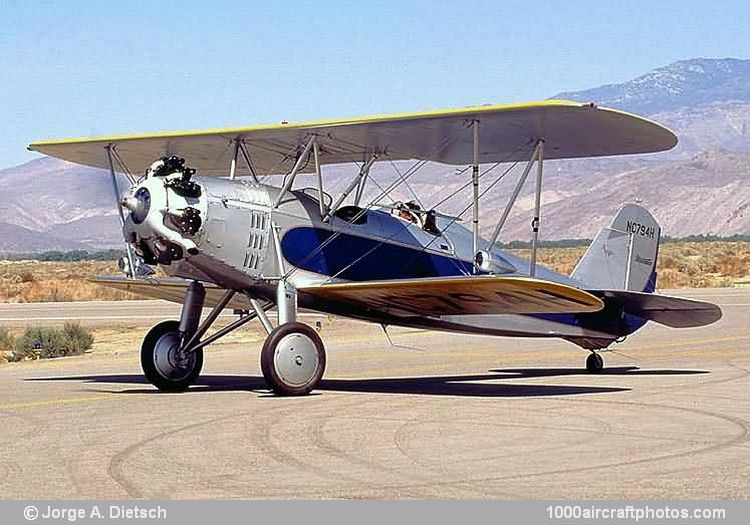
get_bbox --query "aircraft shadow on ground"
[26,366,709,398]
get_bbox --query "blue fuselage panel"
[281,226,646,340]
[281,227,473,281]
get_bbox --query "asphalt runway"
[0,288,748,499]
[0,300,322,327]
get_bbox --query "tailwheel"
[261,321,326,396]
[141,320,203,392]
[586,351,604,374]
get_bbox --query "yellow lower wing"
[301,276,603,317]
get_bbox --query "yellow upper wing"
[29,100,676,177]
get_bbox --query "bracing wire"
[389,159,425,209]
[282,136,458,281]
[330,157,522,282]
[323,142,533,282]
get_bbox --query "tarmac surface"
[0,300,321,327]
[0,288,748,499]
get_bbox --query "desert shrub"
[12,327,66,361]
[62,322,94,355]
[10,324,94,361]
[18,271,36,283]
[0,328,14,362]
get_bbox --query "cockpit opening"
[390,201,441,236]
[333,205,368,225]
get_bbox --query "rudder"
[571,203,660,292]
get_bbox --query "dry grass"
[0,260,141,302]
[510,241,750,289]
[0,240,747,303]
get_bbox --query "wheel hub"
[153,331,196,381]
[274,333,320,387]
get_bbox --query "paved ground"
[0,288,748,499]
[0,300,321,327]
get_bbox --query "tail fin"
[571,203,660,292]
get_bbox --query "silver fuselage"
[122,175,624,345]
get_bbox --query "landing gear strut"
[586,351,604,374]
[259,279,326,395]
[141,281,206,392]
[139,279,326,395]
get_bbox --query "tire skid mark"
[306,397,489,498]
[0,408,47,489]
[97,393,750,498]
[386,412,714,467]
[472,398,749,483]
[106,396,290,498]
[270,396,518,499]
[248,398,354,481]
[369,397,749,495]
[247,396,438,496]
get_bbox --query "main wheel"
[260,322,326,396]
[141,320,203,392]
[586,352,604,374]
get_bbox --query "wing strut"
[324,154,378,221]
[238,140,260,183]
[273,135,316,208]
[105,144,136,279]
[487,141,541,249]
[530,139,545,277]
[484,139,546,277]
[471,120,480,269]
[312,138,325,219]
[228,138,240,180]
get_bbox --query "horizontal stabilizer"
[301,276,603,317]
[591,289,722,328]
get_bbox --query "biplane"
[28,100,722,395]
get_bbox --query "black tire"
[141,320,203,392]
[586,352,604,374]
[260,322,326,396]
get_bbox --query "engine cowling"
[121,157,208,265]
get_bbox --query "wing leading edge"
[29,100,677,176]
[90,276,251,310]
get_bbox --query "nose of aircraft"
[121,187,151,223]
[122,157,206,265]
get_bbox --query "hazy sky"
[2,0,749,168]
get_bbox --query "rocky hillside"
[556,58,750,115]
[498,150,750,240]
[1,58,749,251]
[0,157,124,252]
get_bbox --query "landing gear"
[138,278,327,396]
[141,320,204,392]
[260,322,326,396]
[586,351,604,374]
[141,280,206,392]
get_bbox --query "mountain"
[556,58,750,158]
[555,58,750,115]
[0,57,748,251]
[498,150,750,240]
[0,222,92,252]
[0,157,124,252]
